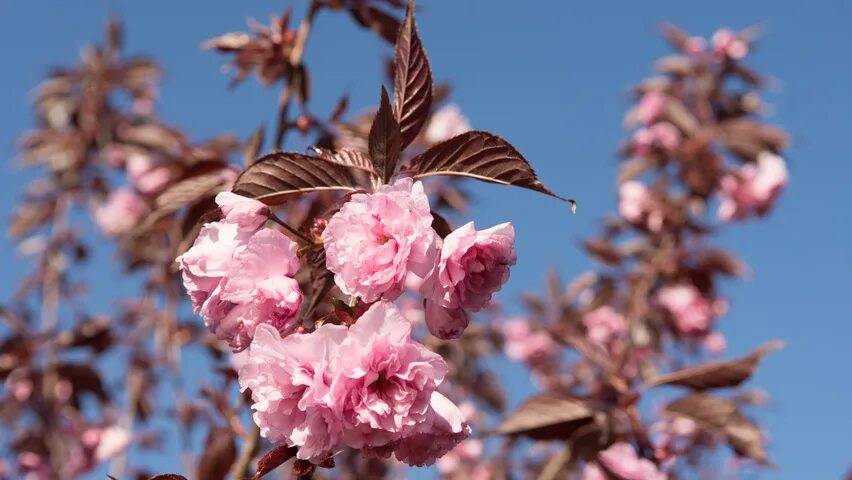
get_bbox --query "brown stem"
[108,364,144,478]
[40,196,69,479]
[274,0,321,150]
[229,423,262,480]
[270,213,314,245]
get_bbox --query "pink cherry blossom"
[389,391,471,467]
[633,122,681,156]
[583,306,627,347]
[683,36,707,55]
[240,322,349,462]
[718,151,788,222]
[592,442,666,480]
[95,189,147,237]
[712,28,748,60]
[423,301,469,340]
[619,181,664,232]
[126,152,172,195]
[332,301,448,451]
[93,426,131,462]
[178,221,248,312]
[502,318,559,365]
[703,331,727,353]
[178,220,302,351]
[216,191,269,231]
[215,229,303,350]
[637,92,666,125]
[424,104,471,145]
[424,222,515,311]
[656,283,727,335]
[322,178,439,302]
[436,439,484,474]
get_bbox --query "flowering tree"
[2,2,789,479]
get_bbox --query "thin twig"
[269,213,314,245]
[229,423,262,480]
[274,0,321,150]
[108,364,144,478]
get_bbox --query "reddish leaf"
[154,173,227,211]
[410,131,574,206]
[147,475,188,480]
[496,393,593,440]
[310,146,375,174]
[583,238,623,266]
[368,87,401,183]
[393,0,432,149]
[197,427,236,480]
[348,4,401,45]
[430,210,453,238]
[644,341,782,391]
[232,152,358,204]
[252,444,298,479]
[243,125,266,166]
[665,393,770,464]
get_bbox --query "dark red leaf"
[430,210,452,238]
[410,131,574,207]
[309,146,375,174]
[644,341,782,390]
[243,125,266,166]
[368,87,402,183]
[147,475,188,480]
[583,238,623,266]
[665,393,771,464]
[348,4,401,45]
[232,152,358,205]
[252,444,298,479]
[197,427,236,480]
[393,0,432,149]
[496,393,594,440]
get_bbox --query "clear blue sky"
[1,1,850,478]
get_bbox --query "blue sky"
[1,1,850,478]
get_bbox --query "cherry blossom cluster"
[179,175,517,465]
[322,177,516,340]
[178,192,302,352]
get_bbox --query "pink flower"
[633,122,681,156]
[424,104,471,145]
[240,322,349,462]
[424,222,515,311]
[95,189,146,237]
[389,391,472,467]
[703,332,727,353]
[215,229,303,351]
[93,426,131,462]
[421,222,515,339]
[718,151,788,222]
[423,301,469,340]
[618,181,664,232]
[712,28,748,60]
[637,92,666,125]
[583,306,627,347]
[178,220,302,351]
[216,192,269,231]
[322,178,439,303]
[683,36,707,55]
[656,284,727,335]
[436,439,484,474]
[594,442,666,480]
[502,318,559,365]
[126,153,172,195]
[332,302,448,451]
[668,417,697,438]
